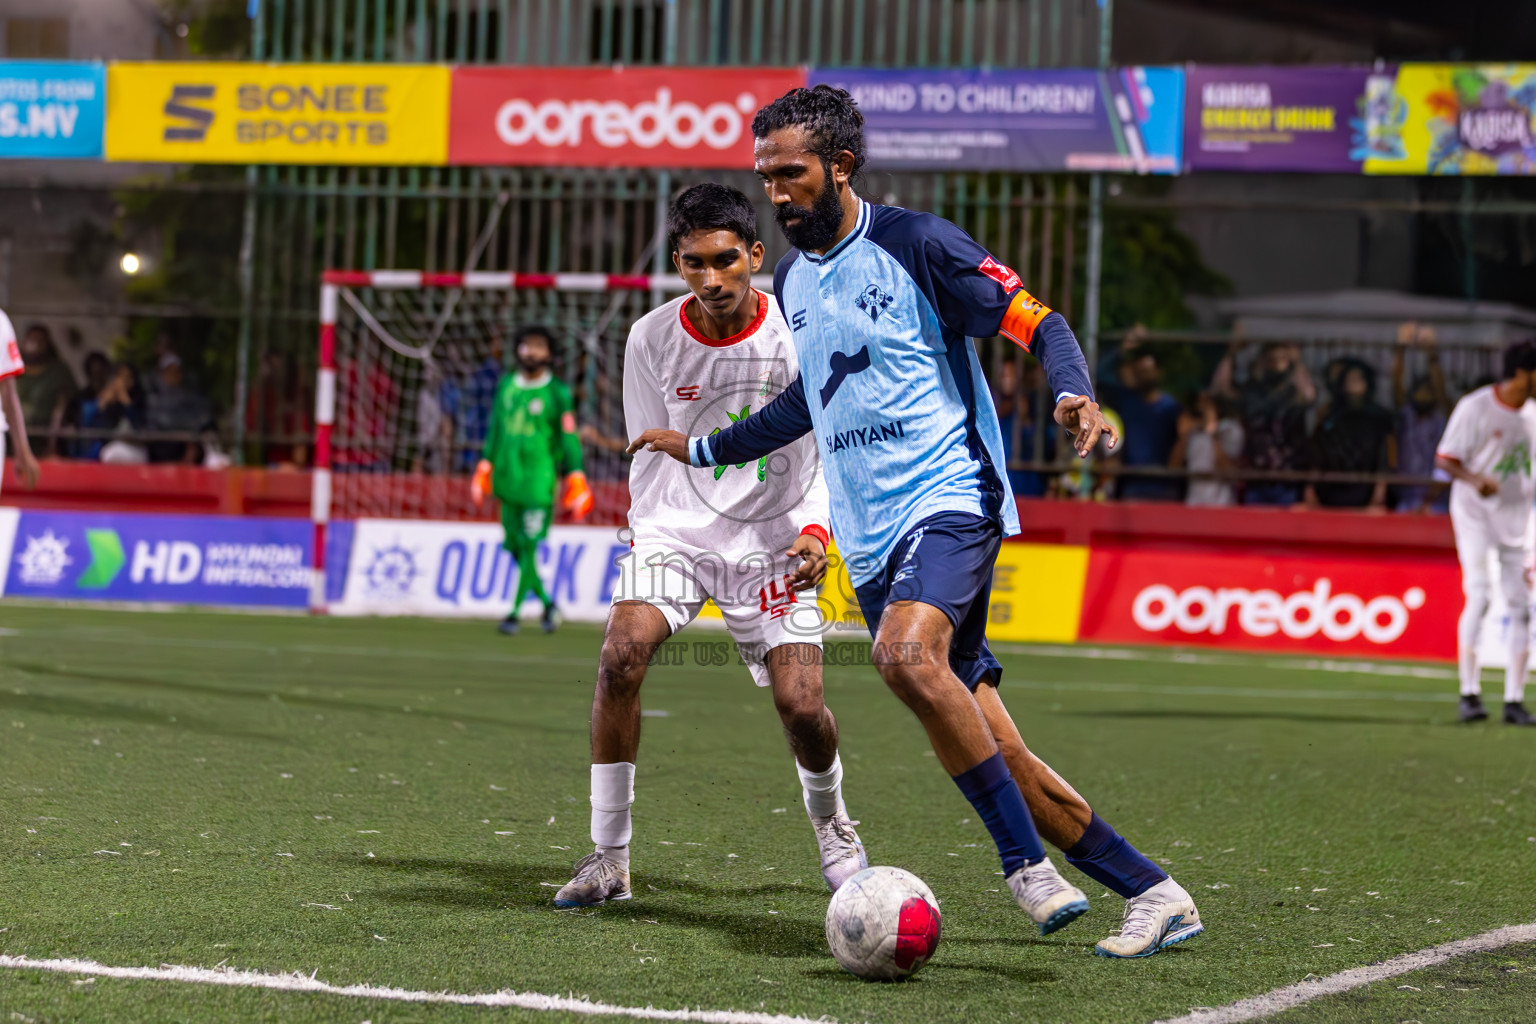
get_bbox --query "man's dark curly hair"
[751,85,867,179]
[667,182,757,254]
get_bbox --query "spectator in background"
[992,356,1057,498]
[1305,358,1393,511]
[1100,343,1183,501]
[1170,391,1244,506]
[1214,340,1315,506]
[14,324,76,458]
[65,352,112,458]
[248,350,310,469]
[144,353,212,463]
[67,353,146,460]
[440,334,507,471]
[1392,322,1452,513]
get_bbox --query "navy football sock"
[952,752,1045,876]
[1065,813,1168,899]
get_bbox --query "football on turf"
[824,866,942,980]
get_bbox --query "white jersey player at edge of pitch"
[552,183,867,910]
[1435,338,1536,727]
[0,309,43,495]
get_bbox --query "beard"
[775,174,846,252]
[517,356,550,375]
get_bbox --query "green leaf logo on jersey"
[1494,440,1532,480]
[712,406,768,482]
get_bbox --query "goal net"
[312,269,776,610]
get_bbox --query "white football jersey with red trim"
[0,309,24,434]
[624,291,829,559]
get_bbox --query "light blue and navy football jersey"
[689,199,1093,585]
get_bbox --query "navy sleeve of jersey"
[697,374,814,467]
[771,250,801,320]
[1034,312,1094,402]
[870,208,1058,353]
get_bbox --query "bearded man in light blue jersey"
[631,85,1204,959]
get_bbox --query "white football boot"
[811,812,868,892]
[553,849,632,908]
[1094,878,1204,958]
[1007,858,1091,935]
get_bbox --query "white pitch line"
[1153,922,1536,1024]
[0,955,838,1024]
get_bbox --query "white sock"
[798,753,845,819]
[1507,607,1529,704]
[590,762,635,849]
[1458,590,1488,696]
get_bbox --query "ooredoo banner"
[447,66,806,167]
[809,66,1183,173]
[1076,546,1462,660]
[0,61,104,159]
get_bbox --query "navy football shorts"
[853,510,1004,691]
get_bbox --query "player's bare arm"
[1055,393,1119,458]
[1435,453,1499,497]
[1,377,40,489]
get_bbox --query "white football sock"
[1458,589,1488,696]
[798,753,845,819]
[590,762,635,849]
[1506,606,1529,704]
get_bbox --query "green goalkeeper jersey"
[481,370,584,507]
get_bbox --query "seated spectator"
[993,357,1057,498]
[1100,344,1183,502]
[68,355,144,460]
[144,354,212,463]
[14,323,77,457]
[1170,391,1244,506]
[1391,322,1451,513]
[1305,358,1393,511]
[64,352,112,458]
[1214,340,1315,506]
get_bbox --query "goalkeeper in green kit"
[471,325,594,635]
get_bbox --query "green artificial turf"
[0,605,1533,1024]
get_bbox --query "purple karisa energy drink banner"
[1184,65,1396,173]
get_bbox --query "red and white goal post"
[311,268,772,612]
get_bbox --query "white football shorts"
[612,543,825,687]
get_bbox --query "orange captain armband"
[998,289,1052,352]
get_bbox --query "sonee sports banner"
[105,62,449,165]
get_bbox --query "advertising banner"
[808,66,1183,173]
[0,61,104,159]
[104,62,449,165]
[336,519,631,620]
[4,510,314,608]
[1364,64,1536,176]
[447,66,806,168]
[1076,546,1461,660]
[1183,65,1385,173]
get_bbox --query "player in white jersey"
[555,184,866,907]
[1436,340,1536,726]
[0,309,42,494]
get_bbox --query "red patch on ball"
[893,895,941,971]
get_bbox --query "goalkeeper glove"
[471,459,492,506]
[562,471,594,521]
